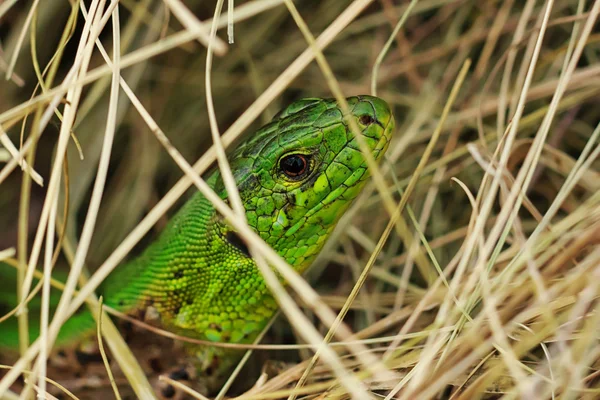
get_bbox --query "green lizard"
[0,95,394,392]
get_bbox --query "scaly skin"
[0,95,394,391]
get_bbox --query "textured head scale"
[215,95,394,269]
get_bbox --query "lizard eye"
[279,154,309,179]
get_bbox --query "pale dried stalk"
[159,376,210,400]
[162,0,227,55]
[0,127,43,185]
[4,0,40,80]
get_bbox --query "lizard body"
[0,95,394,391]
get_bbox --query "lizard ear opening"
[226,231,250,257]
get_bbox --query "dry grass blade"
[159,376,211,400]
[163,0,227,55]
[0,248,16,261]
[96,297,122,400]
[0,127,43,186]
[3,0,40,80]
[0,0,19,23]
[0,365,79,400]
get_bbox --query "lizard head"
[215,95,394,270]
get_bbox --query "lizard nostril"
[359,114,375,126]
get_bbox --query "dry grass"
[1,0,599,398]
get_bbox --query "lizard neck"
[100,184,218,321]
[100,172,328,345]
[98,173,272,343]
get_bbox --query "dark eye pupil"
[280,154,308,177]
[359,115,375,125]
